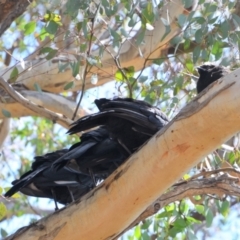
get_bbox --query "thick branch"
[0,88,91,120]
[0,0,31,37]
[5,69,240,240]
[0,77,73,129]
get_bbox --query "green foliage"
[64,81,75,90]
[0,202,7,221]
[41,47,58,60]
[2,109,11,118]
[9,67,19,83]
[24,21,36,35]
[34,83,42,92]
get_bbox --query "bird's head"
[196,64,228,93]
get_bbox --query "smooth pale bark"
[0,90,91,120]
[6,69,240,240]
[0,0,184,93]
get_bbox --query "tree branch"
[0,77,73,129]
[0,0,32,37]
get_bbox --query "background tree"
[1,0,240,239]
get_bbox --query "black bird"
[67,98,169,154]
[197,64,229,93]
[4,150,95,210]
[52,127,127,180]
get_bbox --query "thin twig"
[72,5,100,120]
[0,77,73,129]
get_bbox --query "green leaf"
[24,21,36,35]
[109,28,121,48]
[45,20,59,35]
[201,49,209,61]
[169,227,180,237]
[70,61,80,77]
[186,216,201,224]
[124,66,135,78]
[139,76,148,83]
[183,0,193,8]
[153,58,164,66]
[187,228,198,240]
[0,187,2,194]
[134,225,141,238]
[0,203,7,220]
[64,81,75,90]
[0,228,7,238]
[156,210,173,219]
[205,209,214,227]
[34,83,42,92]
[207,4,217,14]
[186,59,194,72]
[150,80,163,87]
[195,17,205,24]
[115,70,124,82]
[232,13,240,27]
[136,29,146,46]
[195,204,204,214]
[115,67,134,82]
[141,231,151,240]
[76,22,82,32]
[80,43,87,53]
[220,20,229,39]
[38,28,51,41]
[161,18,171,41]
[184,39,191,50]
[45,49,58,60]
[178,14,187,28]
[208,16,219,24]
[40,47,53,54]
[211,41,223,60]
[66,0,87,17]
[192,46,201,63]
[2,109,11,118]
[220,200,230,217]
[174,218,187,228]
[9,67,19,83]
[142,2,155,23]
[58,62,69,73]
[141,220,152,230]
[195,29,203,44]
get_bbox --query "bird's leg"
[67,186,75,202]
[51,188,59,211]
